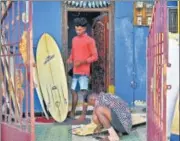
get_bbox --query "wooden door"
[91,13,109,93]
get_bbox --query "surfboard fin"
[46,85,51,112]
[59,85,68,105]
[50,85,62,118]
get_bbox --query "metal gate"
[147,0,168,141]
[0,1,35,141]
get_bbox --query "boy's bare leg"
[72,90,88,123]
[79,90,88,120]
[93,111,101,125]
[69,90,78,118]
[95,106,120,141]
[93,113,104,133]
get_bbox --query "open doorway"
[67,11,109,93]
[62,5,115,94]
[68,12,109,92]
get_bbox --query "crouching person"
[85,92,132,141]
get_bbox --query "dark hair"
[74,17,88,27]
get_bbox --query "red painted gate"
[0,1,35,141]
[147,0,168,141]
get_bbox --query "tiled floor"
[35,124,72,141]
[35,123,146,141]
[71,125,146,141]
[35,106,147,141]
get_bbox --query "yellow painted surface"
[108,85,115,94]
[36,33,68,122]
[19,31,28,64]
[171,96,179,135]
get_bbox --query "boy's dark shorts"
[111,109,127,134]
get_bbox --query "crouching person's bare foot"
[100,136,120,141]
[107,127,120,141]
[108,135,120,141]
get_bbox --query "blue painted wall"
[33,1,62,112]
[33,1,148,110]
[115,2,148,105]
[167,1,178,7]
[170,134,180,141]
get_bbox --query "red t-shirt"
[68,33,98,76]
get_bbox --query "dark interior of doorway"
[68,12,101,48]
[68,12,101,91]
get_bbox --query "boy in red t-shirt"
[67,17,98,123]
